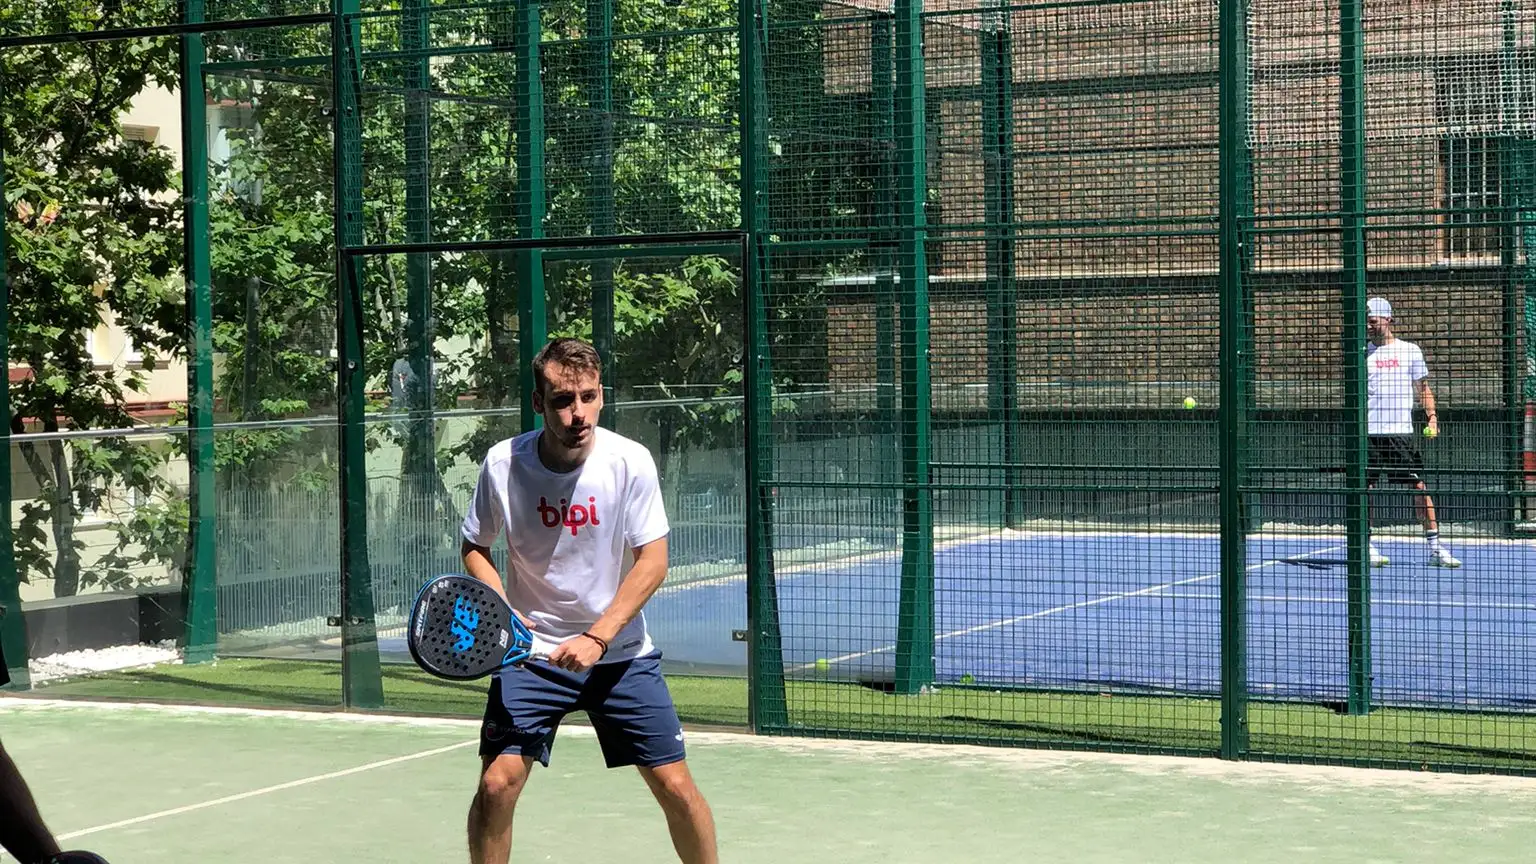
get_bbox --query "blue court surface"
[634,531,1536,710]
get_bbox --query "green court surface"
[3,700,1536,863]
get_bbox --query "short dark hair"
[532,337,602,395]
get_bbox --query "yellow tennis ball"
[1424,426,1438,438]
[815,658,830,671]
[1183,396,1198,410]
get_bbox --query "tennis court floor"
[3,698,1535,862]
[635,529,1536,707]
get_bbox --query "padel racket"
[1279,555,1348,571]
[407,574,544,680]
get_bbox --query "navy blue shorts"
[479,652,686,769]
[1369,434,1424,484]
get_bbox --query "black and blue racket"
[407,574,544,680]
[1279,555,1349,571]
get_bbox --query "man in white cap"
[1364,296,1461,568]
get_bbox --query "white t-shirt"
[1367,339,1429,435]
[460,427,671,664]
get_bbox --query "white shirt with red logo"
[460,427,671,664]
[1367,339,1429,435]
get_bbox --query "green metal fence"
[742,0,1536,770]
[3,0,1536,774]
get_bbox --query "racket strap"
[582,631,609,658]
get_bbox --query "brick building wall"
[811,0,1530,410]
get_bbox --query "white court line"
[796,544,1346,671]
[1162,591,1536,612]
[655,528,1007,596]
[7,698,1536,797]
[49,739,476,844]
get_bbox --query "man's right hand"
[512,608,536,631]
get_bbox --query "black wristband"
[582,631,609,657]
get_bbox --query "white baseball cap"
[1367,297,1392,319]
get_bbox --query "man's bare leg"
[638,760,717,864]
[0,741,62,864]
[1415,480,1439,533]
[468,754,535,864]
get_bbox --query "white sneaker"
[1370,545,1390,567]
[1429,547,1462,568]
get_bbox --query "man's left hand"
[547,634,606,673]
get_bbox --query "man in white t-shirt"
[1364,297,1461,569]
[460,338,717,864]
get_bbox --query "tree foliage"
[1,5,185,596]
[4,0,856,595]
[210,0,751,496]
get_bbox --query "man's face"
[534,361,603,450]
[1367,315,1390,342]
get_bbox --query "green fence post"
[1518,0,1536,527]
[1340,0,1371,716]
[893,0,934,695]
[0,71,26,690]
[872,16,896,426]
[332,0,384,709]
[1521,104,1536,526]
[1521,0,1536,520]
[980,11,1020,529]
[588,0,616,423]
[1218,0,1251,757]
[744,240,787,731]
[181,0,217,665]
[516,0,547,431]
[1524,139,1536,520]
[403,0,436,488]
[742,0,787,730]
[1500,0,1526,535]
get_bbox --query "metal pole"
[742,0,787,730]
[515,0,547,431]
[893,0,934,695]
[872,17,896,428]
[1500,0,1525,535]
[181,0,218,665]
[403,0,436,486]
[332,0,384,708]
[1218,0,1252,756]
[589,0,617,424]
[0,69,27,689]
[1340,0,1372,716]
[981,12,1020,529]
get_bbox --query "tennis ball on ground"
[815,658,830,671]
[1183,396,1199,410]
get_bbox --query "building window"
[1435,54,1533,261]
[121,124,158,145]
[1440,136,1504,260]
[85,324,144,368]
